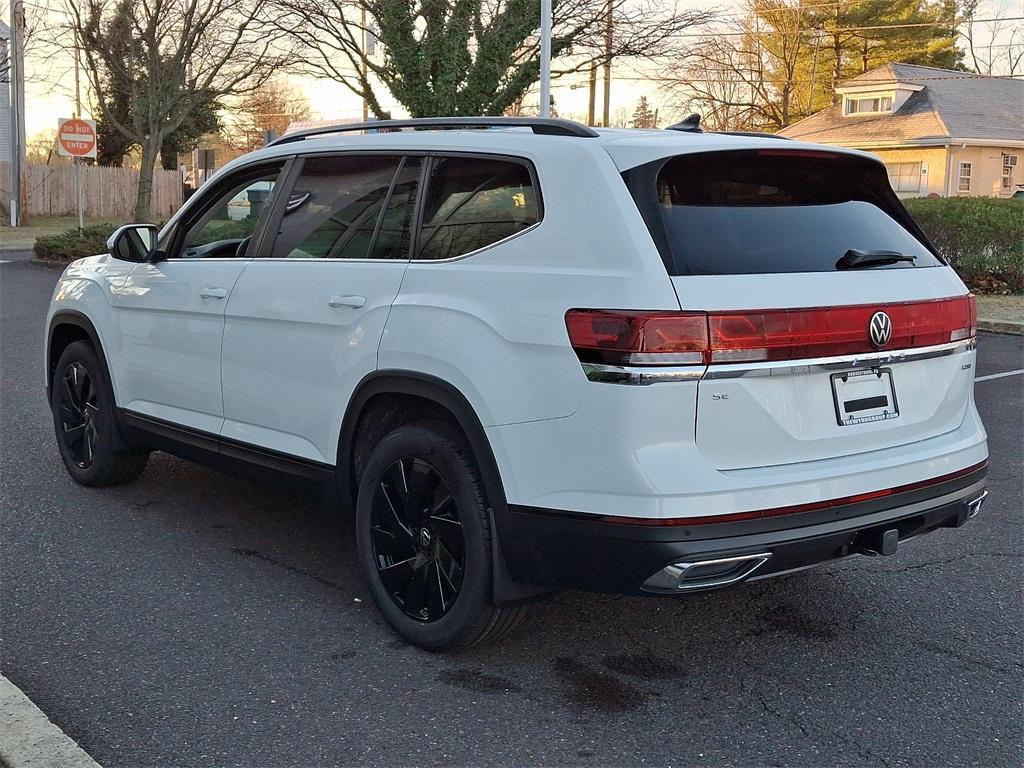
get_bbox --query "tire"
[355,423,526,650]
[51,340,149,487]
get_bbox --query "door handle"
[328,295,366,308]
[199,287,228,299]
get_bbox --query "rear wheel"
[356,424,525,650]
[51,341,149,486]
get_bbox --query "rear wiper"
[836,249,916,270]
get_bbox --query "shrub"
[903,197,1024,293]
[33,223,120,262]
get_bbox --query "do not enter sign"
[58,118,98,159]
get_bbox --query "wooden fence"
[0,162,183,219]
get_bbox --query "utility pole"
[360,5,369,121]
[602,0,612,126]
[587,63,597,125]
[9,0,26,226]
[74,39,84,233]
[539,0,552,118]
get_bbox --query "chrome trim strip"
[581,339,974,384]
[702,338,975,380]
[582,362,706,384]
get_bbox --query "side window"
[270,155,419,260]
[418,156,540,261]
[181,166,283,259]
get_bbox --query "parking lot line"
[976,369,1024,382]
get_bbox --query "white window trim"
[957,162,972,193]
[843,94,895,116]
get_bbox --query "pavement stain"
[600,653,685,681]
[438,669,520,694]
[752,603,843,640]
[552,657,647,714]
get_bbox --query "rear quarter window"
[417,156,540,260]
[622,149,944,276]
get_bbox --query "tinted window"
[181,166,282,258]
[623,150,943,275]
[418,156,539,260]
[369,157,422,260]
[271,155,419,260]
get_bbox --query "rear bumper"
[507,464,987,594]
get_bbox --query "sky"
[11,0,1023,140]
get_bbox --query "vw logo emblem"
[869,311,893,348]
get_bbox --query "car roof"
[207,123,883,192]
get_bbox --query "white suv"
[45,117,989,649]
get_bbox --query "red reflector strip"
[566,295,975,366]
[598,460,987,527]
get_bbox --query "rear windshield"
[622,150,943,276]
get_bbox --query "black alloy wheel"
[369,457,465,622]
[57,361,101,468]
[50,340,149,487]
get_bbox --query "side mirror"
[107,224,159,262]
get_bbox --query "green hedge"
[904,197,1024,293]
[33,224,120,262]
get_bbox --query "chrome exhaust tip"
[642,552,772,593]
[966,489,988,519]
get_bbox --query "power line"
[669,16,1024,38]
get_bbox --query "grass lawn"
[0,217,127,251]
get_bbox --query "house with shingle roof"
[780,63,1024,198]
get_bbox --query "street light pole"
[539,0,551,118]
[9,0,27,226]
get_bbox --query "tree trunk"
[832,34,842,103]
[134,135,161,223]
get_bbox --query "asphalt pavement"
[2,252,1022,768]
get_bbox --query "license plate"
[831,368,899,426]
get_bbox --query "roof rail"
[268,116,599,146]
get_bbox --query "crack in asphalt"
[229,547,349,594]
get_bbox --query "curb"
[0,675,101,768]
[978,318,1023,336]
[27,258,67,270]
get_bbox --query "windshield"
[622,149,944,276]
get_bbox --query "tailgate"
[618,147,977,471]
[681,273,975,470]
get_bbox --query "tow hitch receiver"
[855,528,899,557]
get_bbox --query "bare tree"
[962,0,1024,75]
[274,0,714,118]
[662,2,815,132]
[65,0,291,221]
[223,79,312,152]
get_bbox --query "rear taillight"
[564,310,708,365]
[565,295,975,367]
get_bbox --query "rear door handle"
[199,287,228,299]
[328,295,366,308]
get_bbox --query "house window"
[957,162,972,193]
[845,95,894,115]
[885,162,921,193]
[1002,154,1018,190]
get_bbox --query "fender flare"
[46,310,113,401]
[338,370,546,602]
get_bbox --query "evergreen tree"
[631,96,658,128]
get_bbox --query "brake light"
[564,310,708,365]
[565,295,975,367]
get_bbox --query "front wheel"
[51,341,149,487]
[355,424,525,650]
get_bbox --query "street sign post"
[57,118,98,234]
